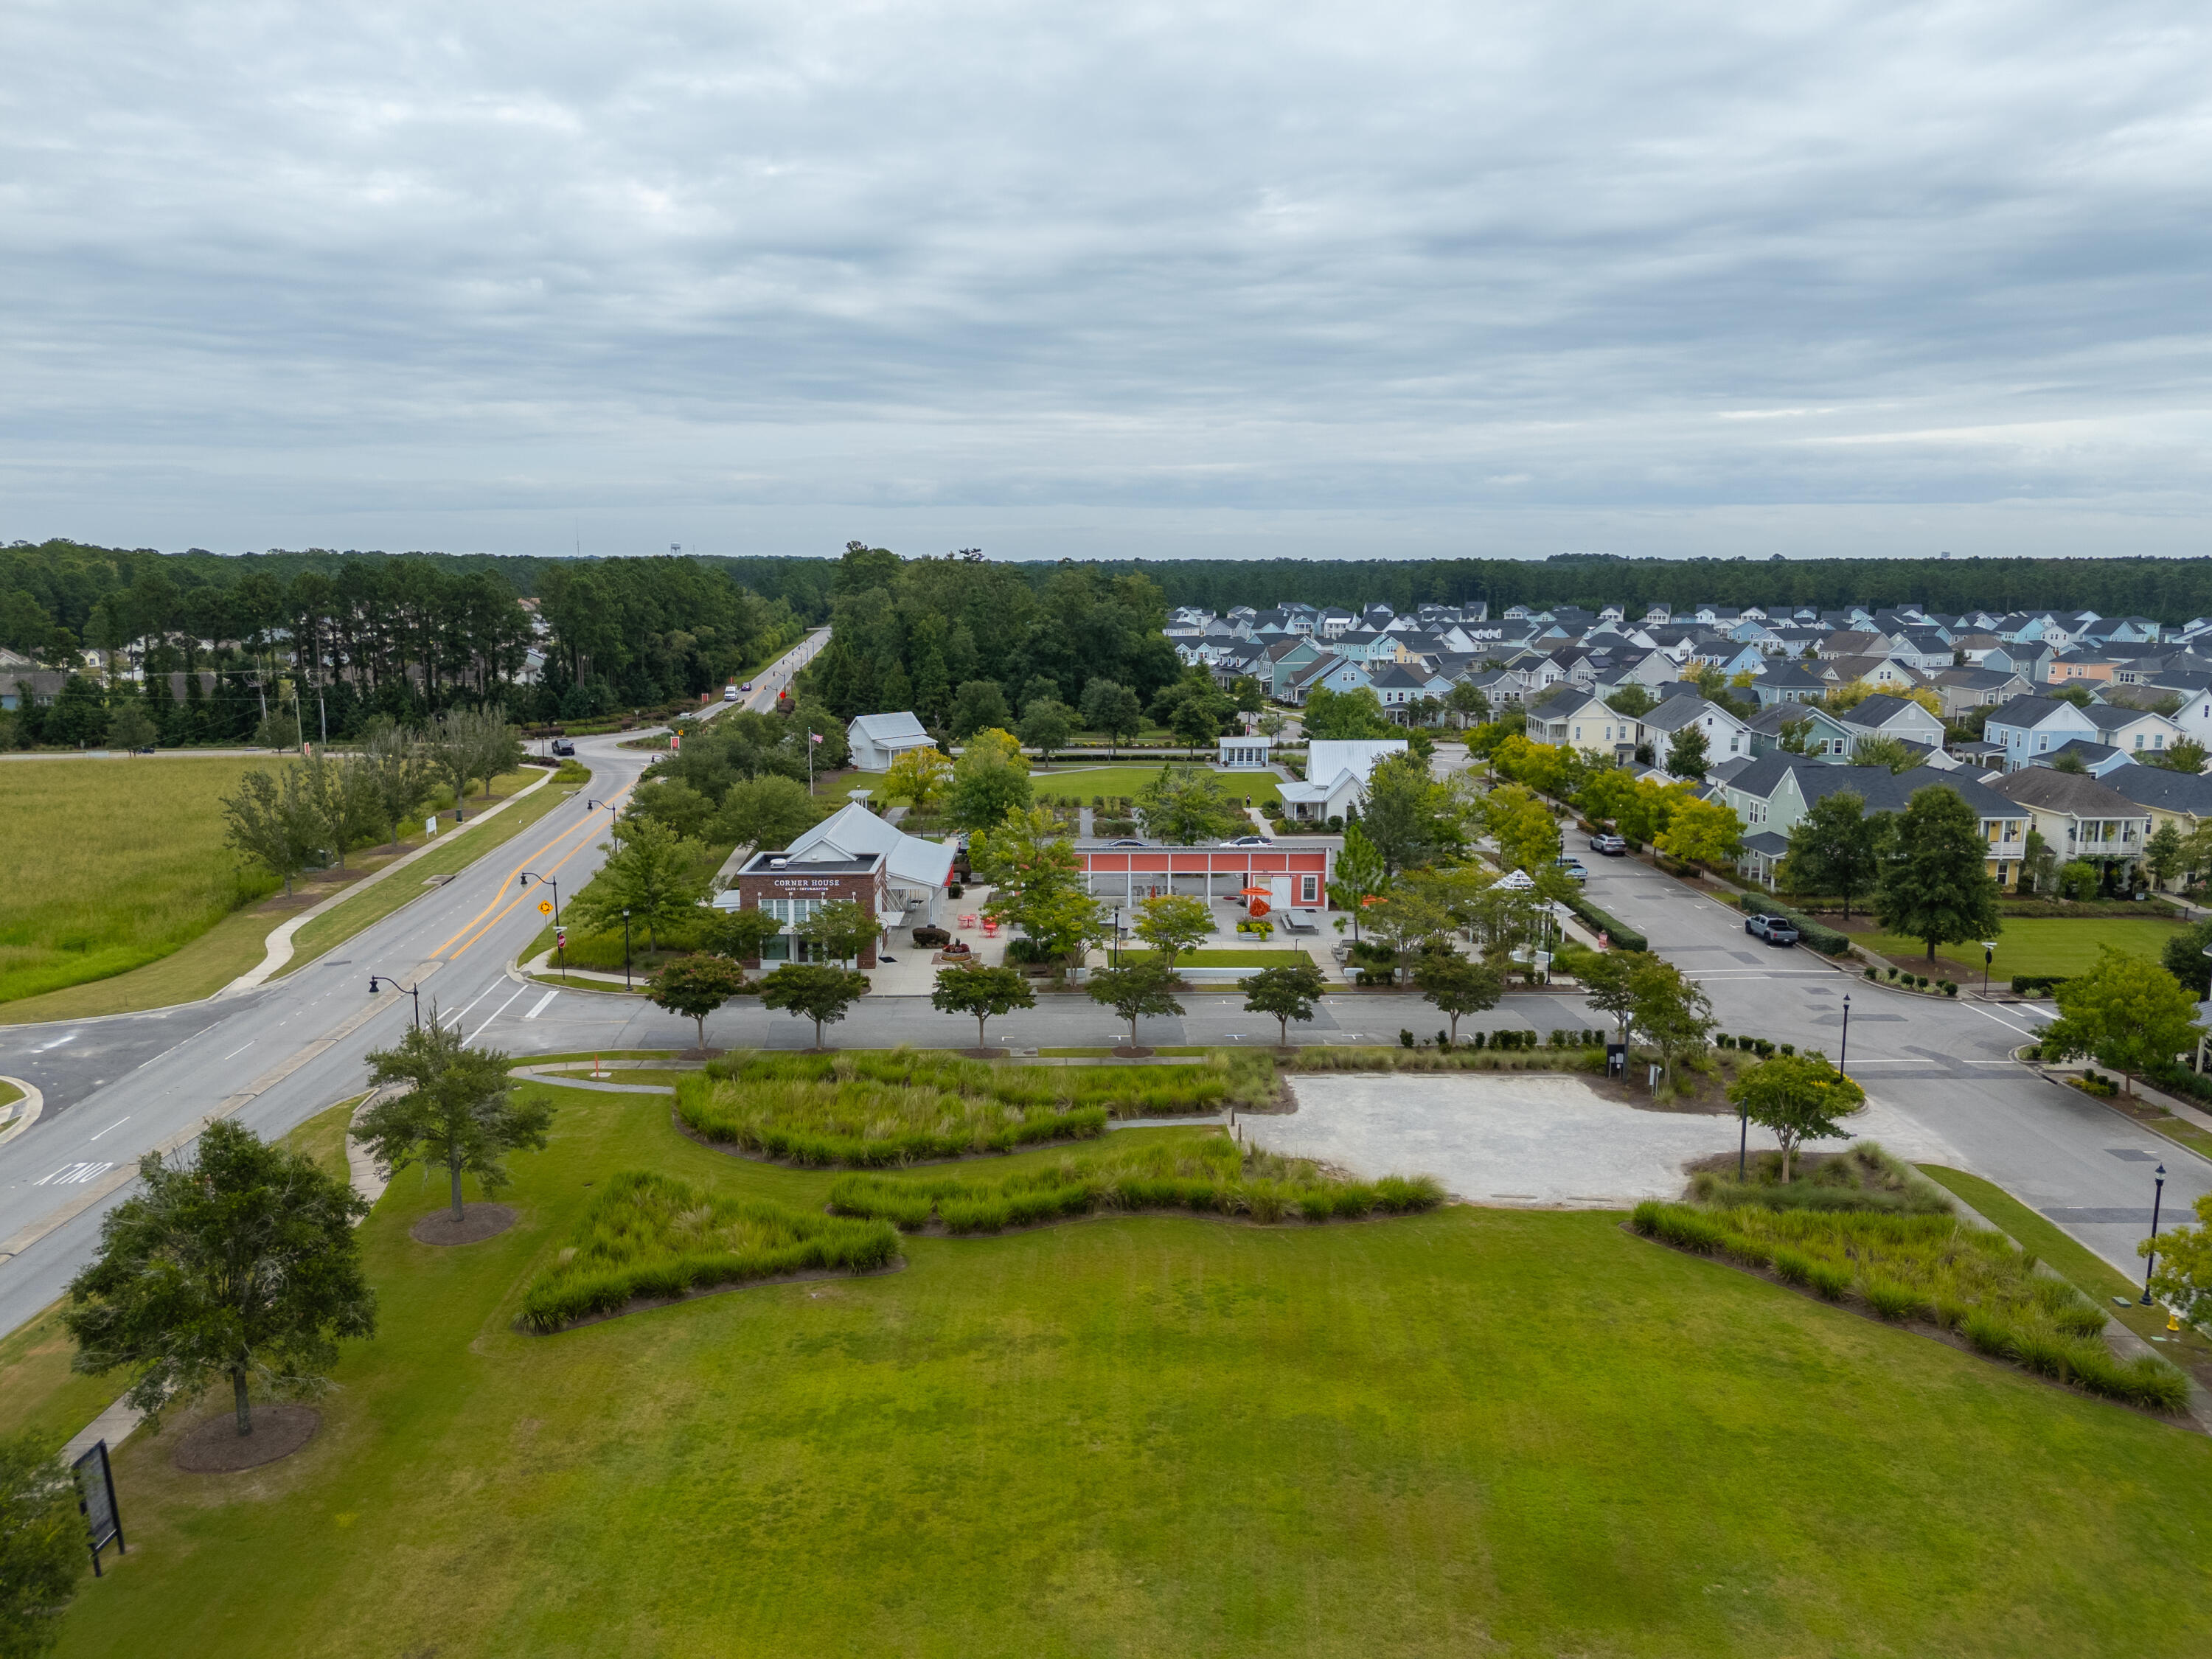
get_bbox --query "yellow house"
[1528,689,1638,763]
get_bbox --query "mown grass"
[1183,947,1310,968]
[0,1078,22,1113]
[828,1130,1443,1233]
[43,1079,2212,1659]
[678,1048,1276,1166]
[1864,916,2185,980]
[520,1170,900,1332]
[1632,1200,2191,1413]
[0,765,550,1022]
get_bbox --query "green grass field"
[1183,947,1310,967]
[1867,917,2185,979]
[0,760,549,1017]
[37,1079,2212,1657]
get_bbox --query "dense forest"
[791,544,1182,728]
[0,540,801,746]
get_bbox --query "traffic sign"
[538,900,553,915]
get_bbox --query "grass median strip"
[277,763,588,975]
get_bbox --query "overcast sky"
[4,1,2208,563]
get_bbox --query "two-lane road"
[1573,846,2211,1276]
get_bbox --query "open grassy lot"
[0,762,549,1020]
[40,1077,2212,1658]
[1865,915,2185,981]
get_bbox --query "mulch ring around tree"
[409,1202,517,1246]
[172,1404,320,1473]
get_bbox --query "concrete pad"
[1251,1072,1969,1208]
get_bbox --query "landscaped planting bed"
[676,1048,1276,1165]
[827,1131,1443,1233]
[520,1171,900,1332]
[1632,1200,2191,1413]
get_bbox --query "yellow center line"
[431,778,636,959]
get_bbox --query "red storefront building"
[1073,842,1333,913]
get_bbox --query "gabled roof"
[783,801,957,890]
[1992,768,2142,818]
[847,711,933,745]
[1724,755,2023,819]
[1983,695,2083,729]
[2104,765,2212,816]
[1843,693,1939,729]
[2078,702,2175,736]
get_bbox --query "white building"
[845,711,939,771]
[715,799,957,929]
[1281,738,1408,823]
[1217,735,1273,770]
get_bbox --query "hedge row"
[1735,894,1851,956]
[2011,974,2070,996]
[1562,892,1647,953]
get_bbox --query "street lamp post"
[1981,941,1998,998]
[519,872,563,974]
[366,973,422,1029]
[1736,1091,1750,1183]
[2142,1164,2168,1306]
[1110,904,1122,970]
[1838,993,1851,1078]
[622,908,633,989]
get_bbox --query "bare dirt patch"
[409,1203,517,1245]
[172,1403,320,1472]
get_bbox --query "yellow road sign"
[538,900,554,915]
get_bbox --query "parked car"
[1554,858,1589,883]
[1744,914,1800,947]
[1589,832,1627,855]
[550,738,576,757]
[1225,834,1270,846]
[1104,838,1145,848]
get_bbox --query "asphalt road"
[0,631,827,1339]
[1,664,2197,1342]
[1572,844,2210,1278]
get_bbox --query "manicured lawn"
[1865,917,2185,980]
[44,1080,2212,1657]
[1183,947,1311,967]
[0,763,549,1021]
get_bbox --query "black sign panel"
[73,1440,124,1572]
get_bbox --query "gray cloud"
[2,0,2209,560]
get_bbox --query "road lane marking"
[86,1116,130,1141]
[525,990,559,1020]
[221,1041,255,1060]
[1966,1004,2039,1040]
[35,1161,111,1187]
[450,981,505,1025]
[433,778,636,960]
[467,987,529,1044]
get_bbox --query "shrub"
[2011,974,2069,996]
[1864,967,1877,979]
[911,925,951,949]
[1962,1311,2015,1357]
[1562,891,1647,953]
[1771,1248,1815,1286]
[1399,1028,1415,1048]
[1862,1278,1927,1322]
[829,1134,1442,1234]
[521,1172,900,1332]
[1804,1262,1854,1300]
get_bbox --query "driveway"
[1257,1071,1966,1206]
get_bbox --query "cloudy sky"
[4,1,2208,563]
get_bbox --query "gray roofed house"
[1839,693,1947,748]
[845,711,939,771]
[1746,662,1829,706]
[1719,757,2031,887]
[1992,768,2152,875]
[1743,701,1854,759]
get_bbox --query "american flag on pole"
[808,731,823,745]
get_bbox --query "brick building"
[721,848,890,967]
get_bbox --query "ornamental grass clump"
[677,1048,1272,1166]
[1632,1201,2191,1412]
[827,1132,1443,1234]
[521,1172,900,1332]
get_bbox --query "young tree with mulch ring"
[929,961,1036,1051]
[358,1018,554,1225]
[64,1121,375,1439]
[650,954,755,1053]
[1133,893,1214,971]
[1242,958,1329,1047]
[1875,785,2002,964]
[759,963,871,1049]
[1086,956,1185,1054]
[1726,1052,1863,1180]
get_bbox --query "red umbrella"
[1238,884,1271,897]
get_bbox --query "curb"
[0,1078,44,1148]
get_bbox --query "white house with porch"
[845,711,939,771]
[1280,738,1408,823]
